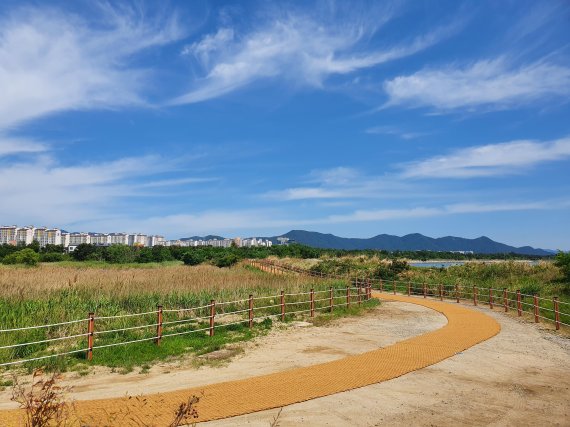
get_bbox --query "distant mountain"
[180,235,226,241]
[270,230,552,256]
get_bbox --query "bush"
[105,244,135,264]
[40,252,68,263]
[2,248,40,266]
[183,251,205,266]
[213,254,239,268]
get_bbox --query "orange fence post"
[554,297,560,330]
[209,300,216,337]
[489,288,493,309]
[329,287,334,312]
[517,290,522,316]
[455,284,460,303]
[155,305,163,346]
[473,286,478,306]
[346,286,350,308]
[248,294,254,328]
[439,284,443,301]
[280,290,285,321]
[87,312,94,361]
[408,281,411,296]
[310,288,315,317]
[503,288,508,312]
[423,283,427,298]
[533,295,539,323]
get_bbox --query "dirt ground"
[1,299,569,426]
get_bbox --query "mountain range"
[182,230,553,256]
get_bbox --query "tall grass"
[0,262,368,371]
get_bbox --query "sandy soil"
[0,302,444,408]
[202,302,570,427]
[1,300,568,426]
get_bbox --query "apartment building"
[109,233,129,245]
[33,227,62,246]
[69,232,91,245]
[146,235,166,247]
[128,233,147,247]
[89,233,111,246]
[0,225,18,245]
[16,226,35,245]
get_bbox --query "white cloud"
[0,4,184,130]
[0,136,47,157]
[384,57,570,111]
[171,9,456,104]
[401,137,570,178]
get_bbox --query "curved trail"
[0,294,500,426]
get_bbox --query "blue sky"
[0,0,569,249]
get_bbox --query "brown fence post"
[380,279,383,293]
[503,288,508,312]
[209,300,216,337]
[408,281,411,296]
[473,286,478,306]
[280,290,285,321]
[310,288,315,317]
[248,294,254,328]
[517,290,522,316]
[439,284,443,301]
[533,295,539,323]
[155,305,163,346]
[87,312,94,361]
[554,297,560,330]
[455,284,460,303]
[357,285,362,306]
[346,286,350,308]
[489,288,493,309]
[423,282,427,299]
[393,281,397,295]
[329,287,334,313]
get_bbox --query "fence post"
[280,290,285,321]
[380,279,383,293]
[329,287,334,313]
[87,312,94,361]
[439,284,443,301]
[489,288,493,309]
[533,295,539,323]
[155,305,163,346]
[455,284,459,303]
[473,286,478,306]
[209,300,216,337]
[503,288,508,312]
[408,281,411,296]
[423,282,427,298]
[517,290,522,316]
[310,288,315,317]
[554,297,560,330]
[248,294,254,328]
[357,285,362,306]
[393,281,397,295]
[346,286,350,308]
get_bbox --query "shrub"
[2,249,40,266]
[40,252,67,263]
[183,251,205,266]
[554,251,570,282]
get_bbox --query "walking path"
[0,294,500,426]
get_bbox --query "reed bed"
[0,262,360,371]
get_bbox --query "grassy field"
[0,261,373,372]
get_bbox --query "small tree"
[2,249,40,266]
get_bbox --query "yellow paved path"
[0,294,500,426]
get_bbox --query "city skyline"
[0,1,569,249]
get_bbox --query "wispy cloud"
[401,137,570,178]
[383,57,570,111]
[171,6,457,105]
[0,137,48,157]
[0,4,184,130]
[366,126,428,140]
